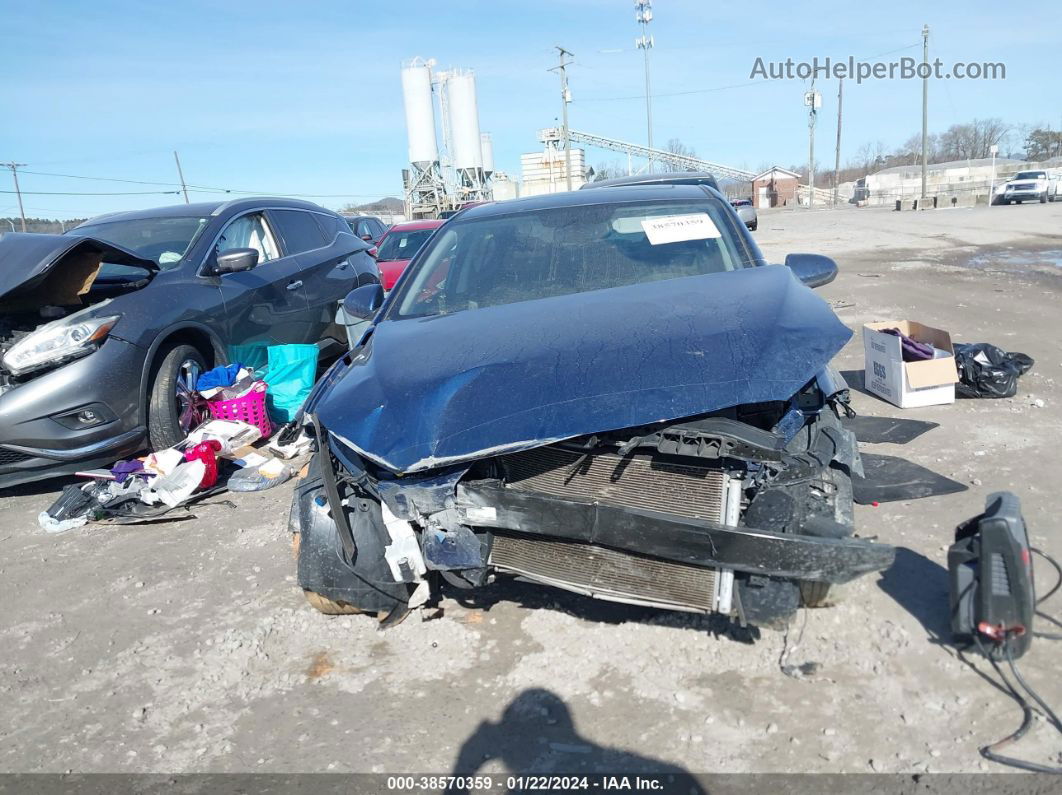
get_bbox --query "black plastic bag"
[953,342,1034,399]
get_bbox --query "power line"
[576,79,770,103]
[10,168,395,199]
[19,169,183,187]
[0,189,181,196]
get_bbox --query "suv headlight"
[2,314,120,376]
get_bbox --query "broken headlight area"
[1,308,120,378]
[297,387,893,629]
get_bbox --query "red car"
[374,219,445,290]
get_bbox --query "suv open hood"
[0,233,158,303]
[316,264,852,474]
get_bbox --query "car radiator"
[499,446,727,521]
[492,446,737,613]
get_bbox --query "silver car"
[730,198,757,231]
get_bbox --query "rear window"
[377,228,436,261]
[391,199,752,320]
[271,210,328,254]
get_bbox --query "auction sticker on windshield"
[641,213,721,245]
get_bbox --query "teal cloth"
[261,344,318,423]
[227,344,269,375]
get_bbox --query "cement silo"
[400,58,438,165]
[445,69,483,172]
[480,132,495,177]
[400,57,446,218]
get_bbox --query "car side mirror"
[785,253,838,288]
[216,247,259,274]
[342,283,385,320]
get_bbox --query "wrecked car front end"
[296,367,894,627]
[0,234,160,486]
[291,190,895,628]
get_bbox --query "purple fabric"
[111,459,146,482]
[881,327,935,362]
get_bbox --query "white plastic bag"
[141,459,205,507]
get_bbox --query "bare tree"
[589,160,626,182]
[937,118,1010,161]
[662,139,698,171]
[851,141,886,173]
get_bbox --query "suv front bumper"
[0,338,147,489]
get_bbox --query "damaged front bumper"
[0,337,147,489]
[294,425,895,626]
[454,479,894,585]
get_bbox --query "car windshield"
[1014,171,1046,180]
[377,228,436,261]
[391,199,752,320]
[71,216,209,270]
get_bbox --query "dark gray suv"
[0,197,379,488]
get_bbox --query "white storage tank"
[401,58,438,166]
[446,70,483,170]
[480,133,495,176]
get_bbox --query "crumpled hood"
[317,264,852,474]
[0,233,158,302]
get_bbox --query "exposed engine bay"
[0,239,154,392]
[293,374,895,628]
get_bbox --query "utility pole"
[833,77,843,207]
[1,162,27,231]
[920,24,929,209]
[805,83,820,208]
[989,143,998,207]
[173,150,190,204]
[635,0,654,172]
[550,46,576,191]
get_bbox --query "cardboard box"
[863,320,959,408]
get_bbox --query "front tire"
[1040,192,1048,203]
[147,343,207,450]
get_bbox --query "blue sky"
[1,0,1059,219]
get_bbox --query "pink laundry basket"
[205,380,272,438]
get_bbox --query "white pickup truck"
[993,169,1060,204]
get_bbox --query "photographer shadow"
[447,688,705,794]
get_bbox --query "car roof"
[458,183,716,220]
[385,219,444,232]
[77,197,335,227]
[580,171,720,191]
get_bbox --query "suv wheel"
[148,343,207,450]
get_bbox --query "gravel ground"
[1,202,1061,775]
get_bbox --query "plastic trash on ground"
[227,456,293,492]
[37,511,89,534]
[266,428,314,460]
[144,447,184,476]
[141,459,206,508]
[183,419,262,455]
[953,342,1035,399]
[184,439,222,488]
[38,482,95,533]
